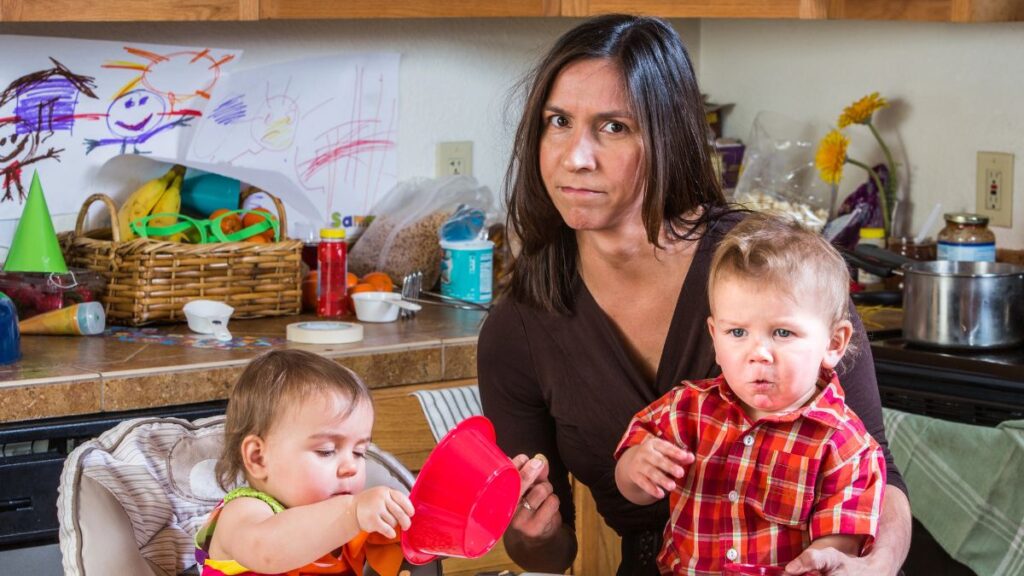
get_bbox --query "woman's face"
[539,58,645,233]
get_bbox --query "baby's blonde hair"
[216,349,371,489]
[709,212,851,329]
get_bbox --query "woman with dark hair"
[477,13,911,576]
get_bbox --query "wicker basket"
[59,189,303,326]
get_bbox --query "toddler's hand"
[622,436,694,500]
[353,486,415,539]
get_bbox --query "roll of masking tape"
[286,321,364,344]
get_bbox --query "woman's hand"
[615,436,694,505]
[353,486,415,539]
[509,454,562,543]
[784,547,866,575]
[786,489,912,575]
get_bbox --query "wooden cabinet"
[565,0,1024,21]
[572,478,622,575]
[0,0,1020,21]
[818,0,1024,22]
[0,0,258,21]
[562,0,825,19]
[260,0,559,19]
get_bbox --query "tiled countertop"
[0,306,486,424]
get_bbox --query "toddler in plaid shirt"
[614,213,886,575]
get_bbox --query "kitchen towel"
[411,384,482,443]
[883,408,1024,576]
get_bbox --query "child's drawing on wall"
[84,89,192,155]
[0,58,98,202]
[83,46,237,156]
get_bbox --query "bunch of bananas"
[117,164,185,241]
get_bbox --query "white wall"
[1,17,1019,249]
[698,18,1024,249]
[0,18,698,231]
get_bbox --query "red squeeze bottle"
[317,228,349,318]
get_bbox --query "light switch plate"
[976,151,1013,227]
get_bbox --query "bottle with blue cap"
[19,301,106,336]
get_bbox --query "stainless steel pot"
[844,245,1024,349]
[901,260,1024,348]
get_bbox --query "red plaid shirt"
[615,370,886,575]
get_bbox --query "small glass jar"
[884,236,937,291]
[856,227,887,287]
[937,213,996,262]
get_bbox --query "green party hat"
[4,171,68,273]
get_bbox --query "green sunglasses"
[130,209,281,244]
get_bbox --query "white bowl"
[352,292,420,323]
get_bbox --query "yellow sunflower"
[837,92,889,128]
[815,129,849,185]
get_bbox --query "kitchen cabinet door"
[561,0,827,19]
[562,0,1024,21]
[573,477,622,574]
[260,0,560,19]
[824,0,1024,22]
[0,0,258,21]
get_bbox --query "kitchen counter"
[5,301,1021,426]
[0,306,487,424]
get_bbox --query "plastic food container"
[0,268,106,320]
[440,239,494,304]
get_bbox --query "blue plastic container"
[180,172,241,217]
[440,240,493,304]
[0,292,21,365]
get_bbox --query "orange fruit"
[210,208,242,235]
[246,234,269,243]
[346,272,359,289]
[350,283,376,294]
[361,271,394,292]
[242,207,277,241]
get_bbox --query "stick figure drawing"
[84,88,193,155]
[0,57,98,203]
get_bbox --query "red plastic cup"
[401,416,520,565]
[724,563,787,575]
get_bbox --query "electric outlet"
[976,151,1013,227]
[436,141,473,177]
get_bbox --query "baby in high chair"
[195,349,415,576]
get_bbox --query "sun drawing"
[103,47,236,112]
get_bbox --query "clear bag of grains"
[349,176,494,289]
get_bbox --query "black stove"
[870,338,1024,426]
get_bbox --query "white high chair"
[56,414,441,576]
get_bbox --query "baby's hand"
[353,486,415,539]
[622,436,694,500]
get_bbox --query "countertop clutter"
[0,305,485,424]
